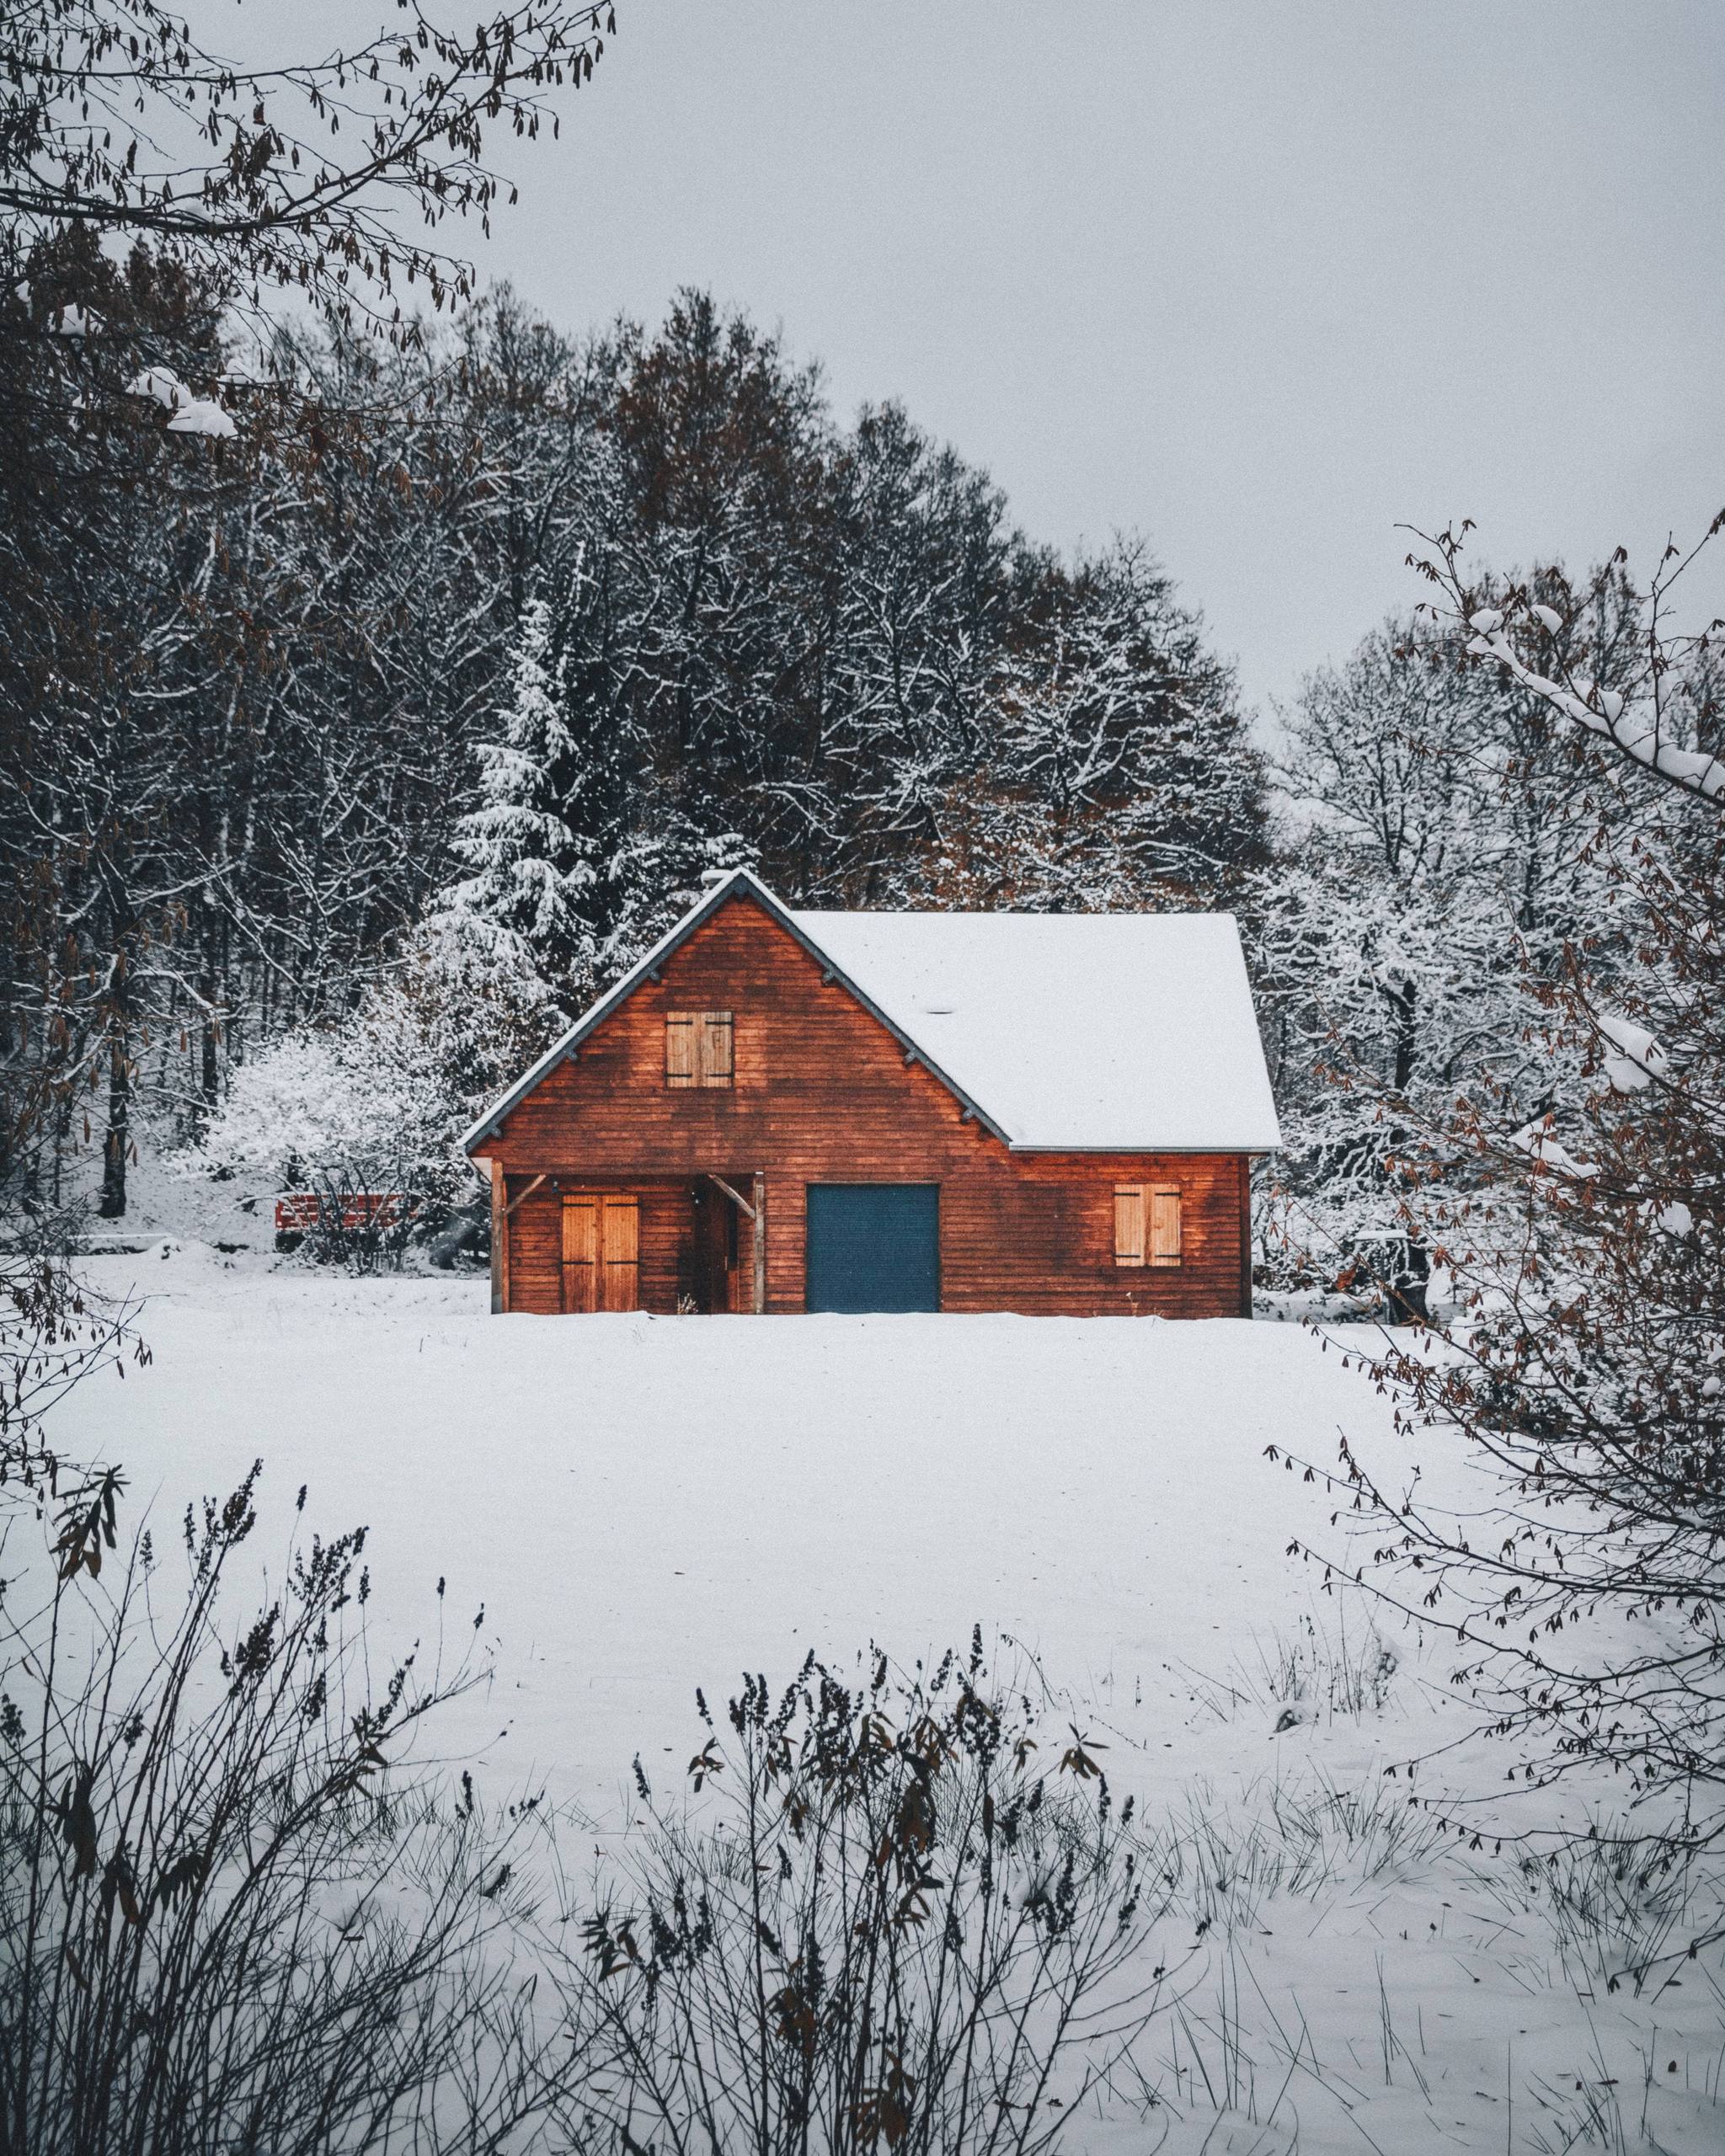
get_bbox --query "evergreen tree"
[435,595,595,1002]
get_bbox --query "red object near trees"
[273,1193,412,1234]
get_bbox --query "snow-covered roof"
[462,868,1280,1154]
[791,905,1279,1150]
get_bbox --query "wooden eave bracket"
[503,1172,548,1219]
[708,1172,757,1221]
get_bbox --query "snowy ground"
[45,1244,1725,2155]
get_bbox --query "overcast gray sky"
[339,3,1725,710]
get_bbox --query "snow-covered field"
[64,1246,1386,1812]
[51,1246,1725,2155]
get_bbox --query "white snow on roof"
[791,906,1281,1150]
[463,870,1281,1153]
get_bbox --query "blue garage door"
[805,1184,940,1313]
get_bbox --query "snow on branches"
[126,365,237,438]
[435,595,597,992]
[191,916,563,1233]
[1254,606,1633,1316]
[1284,518,1725,1835]
[1409,516,1725,804]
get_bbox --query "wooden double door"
[561,1192,640,1312]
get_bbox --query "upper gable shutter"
[1149,1186,1183,1267]
[665,1012,697,1087]
[1114,1185,1146,1267]
[698,1011,734,1086]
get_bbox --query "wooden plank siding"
[480,892,1252,1318]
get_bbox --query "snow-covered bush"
[197,1028,398,1193]
[191,918,562,1262]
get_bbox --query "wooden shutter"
[697,1010,734,1087]
[665,1012,697,1087]
[668,1011,733,1087]
[563,1194,639,1310]
[1114,1185,1146,1267]
[561,1194,600,1311]
[1149,1185,1183,1267]
[601,1196,640,1310]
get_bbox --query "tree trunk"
[1386,1234,1429,1326]
[198,889,222,1120]
[99,1032,128,1219]
[99,889,134,1217]
[1391,977,1418,1094]
[1386,978,1425,1320]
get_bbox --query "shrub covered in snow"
[189,918,561,1259]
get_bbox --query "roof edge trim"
[1003,1141,1283,1155]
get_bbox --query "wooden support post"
[1239,1155,1254,1320]
[487,1158,506,1314]
[752,1171,766,1315]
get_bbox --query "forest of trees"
[0,253,1266,1226]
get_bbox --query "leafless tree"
[1275,511,1725,1856]
[2,0,618,335]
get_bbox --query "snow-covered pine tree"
[435,593,597,1006]
[437,555,758,1011]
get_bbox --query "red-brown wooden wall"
[474,893,1254,1318]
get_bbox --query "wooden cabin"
[463,869,1281,1318]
